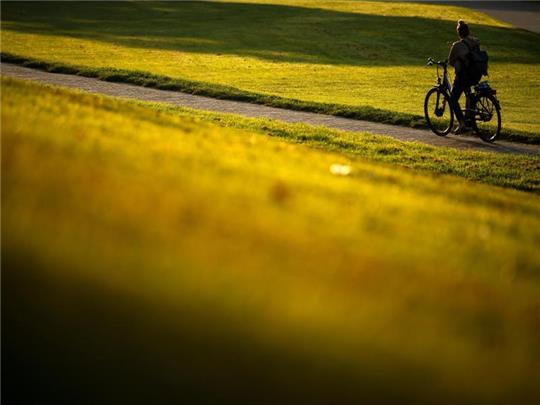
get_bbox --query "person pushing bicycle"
[424,21,499,142]
[448,20,480,134]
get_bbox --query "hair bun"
[456,19,470,38]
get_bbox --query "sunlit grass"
[1,0,539,141]
[146,100,540,193]
[3,78,540,403]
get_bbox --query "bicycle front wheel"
[424,88,454,136]
[473,94,501,143]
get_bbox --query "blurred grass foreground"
[2,78,540,404]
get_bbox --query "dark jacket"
[448,36,480,76]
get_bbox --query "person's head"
[457,19,470,39]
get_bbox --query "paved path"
[452,1,540,34]
[2,63,539,156]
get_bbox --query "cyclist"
[448,20,480,134]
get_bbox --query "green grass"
[144,101,540,194]
[3,78,540,403]
[2,1,540,143]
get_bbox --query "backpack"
[462,39,489,84]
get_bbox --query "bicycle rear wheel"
[473,94,501,143]
[424,88,454,136]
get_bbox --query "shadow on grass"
[2,1,539,66]
[2,249,439,404]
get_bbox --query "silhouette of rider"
[448,20,480,134]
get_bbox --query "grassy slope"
[3,78,540,403]
[1,0,539,143]
[146,101,540,193]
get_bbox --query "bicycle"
[424,58,501,143]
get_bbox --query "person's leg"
[463,87,473,125]
[450,76,466,125]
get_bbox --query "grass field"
[2,1,540,143]
[149,101,540,193]
[3,78,540,403]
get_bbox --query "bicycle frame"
[426,59,453,118]
[431,60,472,119]
[435,62,452,94]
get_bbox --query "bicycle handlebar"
[426,58,447,67]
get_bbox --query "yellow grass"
[3,77,540,403]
